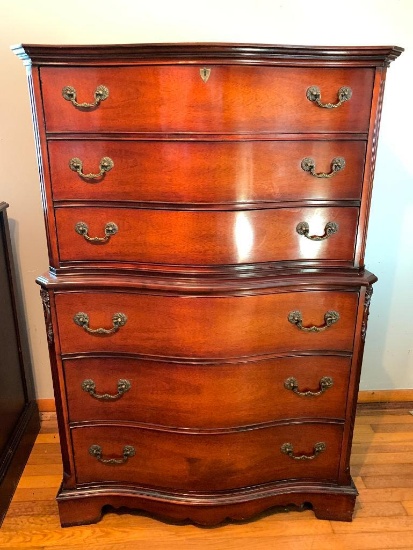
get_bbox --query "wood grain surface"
[54,206,359,267]
[54,290,359,357]
[71,422,343,489]
[40,66,374,133]
[48,139,366,203]
[63,355,351,426]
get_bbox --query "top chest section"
[39,65,374,134]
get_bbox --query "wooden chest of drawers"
[14,42,402,526]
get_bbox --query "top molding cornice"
[11,43,403,68]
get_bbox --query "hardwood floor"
[1,408,413,549]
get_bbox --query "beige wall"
[0,0,412,399]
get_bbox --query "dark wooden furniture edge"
[0,202,40,525]
[11,43,403,67]
[36,270,378,294]
[0,401,40,525]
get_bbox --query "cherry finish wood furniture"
[0,202,40,526]
[14,43,402,526]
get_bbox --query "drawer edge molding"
[45,132,370,141]
[68,418,345,434]
[52,261,359,279]
[61,349,354,363]
[60,478,358,501]
[36,269,378,294]
[53,200,362,211]
[61,349,353,363]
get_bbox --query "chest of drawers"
[14,43,402,526]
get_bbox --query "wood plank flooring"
[1,408,413,549]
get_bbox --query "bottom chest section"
[38,271,375,525]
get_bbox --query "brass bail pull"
[296,221,339,241]
[81,379,131,400]
[301,157,345,178]
[89,444,135,464]
[62,85,109,108]
[281,442,326,460]
[306,85,352,109]
[284,376,334,397]
[69,157,114,180]
[75,221,118,243]
[288,310,340,333]
[73,312,127,335]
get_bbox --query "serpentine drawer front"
[48,140,366,204]
[15,42,402,526]
[40,66,374,133]
[64,355,352,426]
[71,422,344,489]
[54,206,359,267]
[54,290,358,357]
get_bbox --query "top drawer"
[40,66,374,134]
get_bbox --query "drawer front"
[72,423,343,490]
[64,356,351,426]
[55,206,359,266]
[41,66,374,133]
[48,140,366,203]
[55,291,358,357]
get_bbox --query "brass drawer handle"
[284,376,334,397]
[306,85,352,109]
[301,157,345,178]
[296,221,338,241]
[281,442,326,461]
[89,444,135,464]
[81,378,131,400]
[75,221,118,243]
[62,85,109,108]
[288,310,340,332]
[69,157,114,180]
[73,312,127,334]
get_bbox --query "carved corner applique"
[40,288,54,344]
[361,286,373,342]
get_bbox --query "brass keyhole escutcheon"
[200,68,211,83]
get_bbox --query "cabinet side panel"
[354,67,387,268]
[27,67,59,269]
